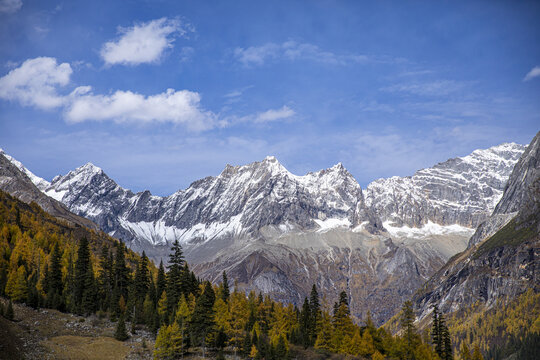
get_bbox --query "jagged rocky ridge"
[0,143,526,325]
[364,143,524,228]
[413,132,540,322]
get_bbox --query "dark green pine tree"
[166,240,185,312]
[400,300,418,360]
[112,242,130,317]
[74,237,92,314]
[299,297,311,348]
[98,245,113,311]
[115,314,129,341]
[440,314,453,360]
[134,251,150,299]
[309,284,320,345]
[221,271,230,302]
[190,281,216,355]
[48,243,64,310]
[64,251,76,313]
[81,262,97,315]
[156,260,166,301]
[114,242,130,299]
[432,304,443,357]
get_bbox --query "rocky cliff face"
[413,132,540,322]
[364,143,525,228]
[0,142,526,325]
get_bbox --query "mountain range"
[0,141,528,325]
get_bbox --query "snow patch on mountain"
[383,220,474,239]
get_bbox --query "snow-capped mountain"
[414,132,539,322]
[41,156,382,252]
[363,143,525,229]
[0,142,526,325]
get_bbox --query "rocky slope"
[0,151,97,230]
[0,143,526,325]
[413,132,540,322]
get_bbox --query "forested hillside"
[0,189,448,359]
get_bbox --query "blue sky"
[0,0,539,196]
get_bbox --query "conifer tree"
[400,300,418,360]
[309,284,320,345]
[134,251,150,299]
[74,237,91,314]
[300,297,311,348]
[166,240,185,313]
[314,311,333,351]
[221,271,230,302]
[156,260,166,301]
[191,281,216,356]
[440,315,452,360]
[432,304,442,357]
[114,242,130,300]
[49,243,63,293]
[115,315,129,341]
[98,245,113,311]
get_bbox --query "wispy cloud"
[381,80,469,96]
[0,0,22,14]
[234,40,369,67]
[254,105,295,123]
[0,57,71,109]
[523,66,540,81]
[100,18,191,66]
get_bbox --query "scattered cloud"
[234,40,369,67]
[254,105,295,123]
[0,57,71,109]
[65,87,216,130]
[100,18,190,66]
[223,85,254,104]
[381,80,468,97]
[523,66,540,81]
[0,0,22,14]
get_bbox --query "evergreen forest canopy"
[0,189,536,359]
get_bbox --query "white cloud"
[523,66,540,81]
[65,87,216,130]
[0,0,22,13]
[234,41,368,67]
[0,56,216,130]
[0,57,71,109]
[254,105,295,123]
[100,18,188,66]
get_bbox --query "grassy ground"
[0,298,154,360]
